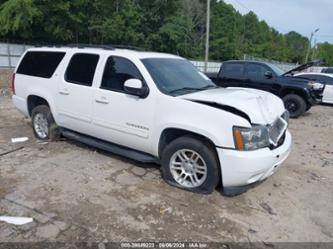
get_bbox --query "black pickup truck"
[207,60,324,118]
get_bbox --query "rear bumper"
[217,131,292,194]
[12,95,29,117]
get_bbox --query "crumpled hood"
[180,87,285,124]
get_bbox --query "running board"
[61,129,159,164]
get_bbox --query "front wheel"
[283,94,307,118]
[161,136,220,194]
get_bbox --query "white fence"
[190,60,222,73]
[0,42,325,73]
[0,42,33,68]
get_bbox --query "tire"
[161,136,220,194]
[31,105,60,141]
[282,94,307,118]
[306,104,312,112]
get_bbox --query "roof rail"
[111,44,147,51]
[66,43,115,50]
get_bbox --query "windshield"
[269,63,285,76]
[141,58,216,96]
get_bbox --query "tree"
[0,0,40,39]
[285,31,309,63]
[0,0,331,64]
[317,43,333,66]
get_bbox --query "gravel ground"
[0,93,333,244]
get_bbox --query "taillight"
[11,73,15,95]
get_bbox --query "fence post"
[7,41,12,68]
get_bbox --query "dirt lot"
[0,93,333,243]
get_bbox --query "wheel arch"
[27,95,50,117]
[279,87,309,103]
[158,128,219,161]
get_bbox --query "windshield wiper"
[198,85,218,90]
[169,85,218,95]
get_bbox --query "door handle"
[95,97,109,104]
[59,89,70,95]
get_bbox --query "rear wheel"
[31,105,60,140]
[283,94,306,118]
[161,136,219,194]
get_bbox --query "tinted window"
[322,68,333,74]
[17,51,65,78]
[247,64,271,80]
[222,63,244,78]
[101,56,143,92]
[65,53,99,86]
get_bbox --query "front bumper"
[309,90,324,105]
[217,130,292,194]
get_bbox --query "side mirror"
[264,71,273,79]
[124,79,148,98]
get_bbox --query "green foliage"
[0,0,331,64]
[0,0,40,38]
[316,43,333,66]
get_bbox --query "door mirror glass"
[124,79,148,98]
[264,71,273,79]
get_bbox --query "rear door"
[56,53,99,135]
[218,62,245,87]
[244,63,277,92]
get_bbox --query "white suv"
[12,45,292,195]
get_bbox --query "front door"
[91,56,155,153]
[323,79,333,103]
[245,63,276,93]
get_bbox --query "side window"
[65,53,99,86]
[247,64,271,80]
[222,63,244,78]
[101,56,143,92]
[17,51,65,78]
[222,63,244,79]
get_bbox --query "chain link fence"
[0,42,34,69]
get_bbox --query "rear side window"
[322,68,333,74]
[17,51,65,78]
[221,63,244,78]
[65,53,99,86]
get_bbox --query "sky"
[223,0,333,44]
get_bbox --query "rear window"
[65,53,99,86]
[17,51,65,78]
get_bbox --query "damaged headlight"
[308,81,324,90]
[282,110,290,124]
[233,125,269,151]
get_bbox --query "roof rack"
[66,43,115,50]
[35,43,148,52]
[111,44,147,51]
